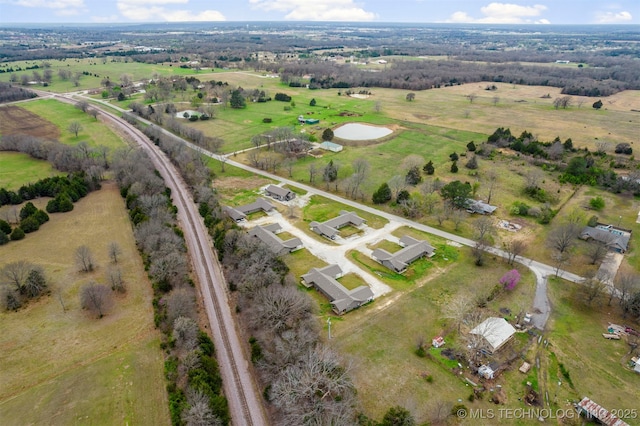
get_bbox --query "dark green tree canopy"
[372,182,392,204]
[423,160,435,175]
[440,180,472,209]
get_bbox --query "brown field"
[0,105,60,139]
[0,183,169,425]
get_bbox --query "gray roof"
[310,211,366,238]
[248,225,302,254]
[265,184,294,198]
[466,199,497,214]
[580,226,630,252]
[237,198,275,214]
[372,236,435,273]
[224,206,246,221]
[301,265,373,315]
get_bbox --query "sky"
[0,0,638,25]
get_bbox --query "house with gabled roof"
[466,199,497,215]
[469,317,516,353]
[224,198,275,222]
[265,184,296,201]
[372,236,435,273]
[310,210,366,240]
[301,264,373,315]
[248,223,303,255]
[580,223,631,253]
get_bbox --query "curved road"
[41,92,268,426]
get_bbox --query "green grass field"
[0,183,169,425]
[0,152,61,190]
[19,99,126,150]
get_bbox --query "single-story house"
[478,362,500,380]
[319,141,343,152]
[580,223,631,253]
[371,235,435,273]
[224,198,276,222]
[265,184,296,201]
[469,317,516,353]
[301,264,373,315]
[576,397,629,426]
[248,223,303,255]
[466,199,497,215]
[310,210,366,240]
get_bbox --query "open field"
[19,99,125,150]
[332,251,537,423]
[0,183,169,425]
[0,104,60,139]
[540,277,640,414]
[0,152,61,190]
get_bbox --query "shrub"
[262,117,272,123]
[615,143,632,155]
[274,92,292,102]
[588,215,598,227]
[19,216,40,233]
[0,219,11,234]
[10,227,25,241]
[0,230,8,245]
[589,196,605,210]
[450,161,458,173]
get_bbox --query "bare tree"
[67,121,83,138]
[472,238,489,266]
[466,93,478,103]
[401,154,424,172]
[76,245,95,272]
[173,316,199,351]
[492,96,500,106]
[88,109,99,120]
[106,266,125,293]
[406,92,415,101]
[442,293,473,333]
[308,163,318,184]
[524,169,544,191]
[374,101,382,113]
[348,158,369,199]
[1,260,33,294]
[616,273,639,315]
[586,241,610,265]
[76,100,89,112]
[503,238,527,265]
[485,169,498,204]
[80,282,112,318]
[473,216,494,241]
[582,274,606,306]
[108,241,122,264]
[451,209,466,231]
[388,175,407,199]
[182,388,222,426]
[552,251,569,277]
[167,288,197,324]
[547,223,581,254]
[250,285,312,333]
[23,267,47,298]
[423,192,440,215]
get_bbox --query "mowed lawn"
[0,183,169,426]
[19,99,126,150]
[0,152,62,190]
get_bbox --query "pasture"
[0,183,169,425]
[0,152,61,190]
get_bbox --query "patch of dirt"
[413,114,431,120]
[0,105,60,140]
[337,111,362,117]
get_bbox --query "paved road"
[44,92,268,426]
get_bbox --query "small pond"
[333,123,393,141]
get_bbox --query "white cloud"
[116,0,225,21]
[595,11,632,23]
[249,0,376,21]
[448,2,550,24]
[7,0,83,8]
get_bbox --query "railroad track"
[49,93,265,426]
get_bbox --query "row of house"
[301,264,374,315]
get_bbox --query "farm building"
[371,236,435,273]
[469,317,516,353]
[248,223,303,255]
[305,118,320,125]
[265,184,296,201]
[580,223,631,253]
[224,198,275,222]
[575,397,629,426]
[432,336,445,348]
[301,265,373,315]
[310,210,366,240]
[319,141,343,152]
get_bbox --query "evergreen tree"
[230,89,246,109]
[466,141,476,151]
[309,98,316,106]
[322,128,334,141]
[451,160,459,173]
[423,160,435,175]
[405,166,422,185]
[397,190,410,203]
[372,182,392,204]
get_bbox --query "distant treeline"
[271,58,640,96]
[0,82,37,103]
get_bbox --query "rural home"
[224,198,276,222]
[248,224,303,255]
[466,199,497,215]
[301,265,373,315]
[319,141,343,152]
[580,223,631,253]
[265,184,296,201]
[310,210,366,240]
[576,397,630,426]
[432,336,445,348]
[371,236,435,273]
[469,317,516,353]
